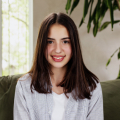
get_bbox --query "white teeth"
[53,57,63,59]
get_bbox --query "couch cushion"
[101,79,120,120]
[0,74,23,120]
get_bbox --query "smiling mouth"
[51,56,65,62]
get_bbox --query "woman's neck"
[50,66,67,86]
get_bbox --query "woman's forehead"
[48,24,69,37]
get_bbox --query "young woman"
[14,12,104,120]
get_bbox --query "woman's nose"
[55,43,62,53]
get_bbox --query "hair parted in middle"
[28,12,99,100]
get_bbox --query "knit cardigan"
[13,73,104,120]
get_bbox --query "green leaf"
[91,1,99,18]
[118,0,120,5]
[92,0,101,25]
[116,0,120,10]
[100,21,111,31]
[111,48,119,57]
[113,0,119,10]
[113,20,120,23]
[109,1,114,30]
[65,0,72,14]
[117,67,120,79]
[100,20,120,31]
[79,0,91,27]
[106,58,111,67]
[93,23,98,37]
[103,0,114,30]
[70,0,80,15]
[95,0,101,23]
[83,0,89,22]
[118,48,120,59]
[103,0,112,8]
[79,18,83,27]
[92,0,101,36]
[92,5,98,25]
[98,3,108,28]
[87,0,94,33]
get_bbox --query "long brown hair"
[26,12,99,100]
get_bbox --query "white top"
[51,91,71,120]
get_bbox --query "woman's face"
[45,24,72,69]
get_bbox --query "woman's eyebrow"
[47,37,70,40]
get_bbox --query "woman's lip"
[52,57,64,62]
[52,56,65,62]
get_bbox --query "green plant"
[65,0,120,79]
[106,47,120,79]
[65,0,120,37]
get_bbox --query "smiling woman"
[13,12,104,120]
[45,24,72,75]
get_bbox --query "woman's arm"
[87,82,104,120]
[13,80,30,120]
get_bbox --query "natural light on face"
[45,24,72,69]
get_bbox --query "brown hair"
[26,12,99,100]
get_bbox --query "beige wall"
[0,0,2,76]
[33,0,120,81]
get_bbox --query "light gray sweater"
[13,73,104,120]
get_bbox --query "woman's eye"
[47,41,53,44]
[63,41,69,44]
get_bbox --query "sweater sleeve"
[86,82,104,120]
[13,80,30,120]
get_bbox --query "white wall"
[33,0,120,81]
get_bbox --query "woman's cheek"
[64,46,72,55]
[47,46,53,54]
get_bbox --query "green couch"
[0,74,120,120]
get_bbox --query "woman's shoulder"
[93,82,102,94]
[90,81,103,100]
[17,73,32,87]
